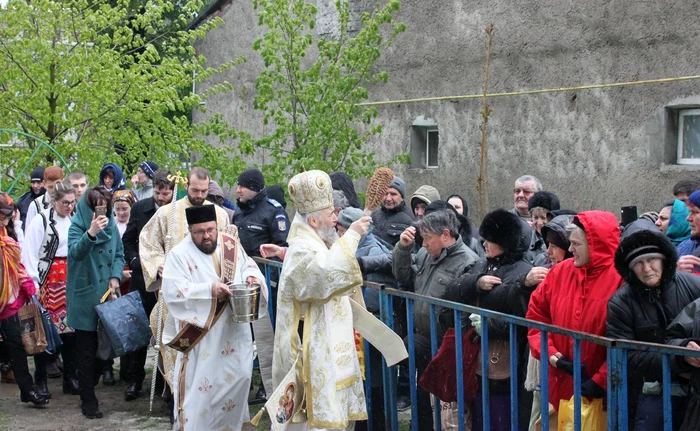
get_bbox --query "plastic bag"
[558,396,607,431]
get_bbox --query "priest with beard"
[272,170,371,430]
[161,205,265,430]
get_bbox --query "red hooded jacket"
[527,211,623,410]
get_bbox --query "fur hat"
[528,191,561,212]
[479,209,524,251]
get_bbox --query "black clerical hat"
[185,205,217,225]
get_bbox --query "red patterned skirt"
[39,257,73,334]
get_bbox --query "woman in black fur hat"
[446,208,533,430]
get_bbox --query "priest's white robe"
[272,214,367,430]
[140,197,230,386]
[162,233,263,431]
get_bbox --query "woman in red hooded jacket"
[526,211,624,410]
[0,192,48,405]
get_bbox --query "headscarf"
[667,199,691,246]
[99,163,126,192]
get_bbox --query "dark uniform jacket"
[233,189,289,258]
[371,201,415,247]
[122,197,159,311]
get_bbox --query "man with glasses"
[138,167,230,407]
[510,175,543,221]
[21,181,79,398]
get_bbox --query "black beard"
[194,237,217,255]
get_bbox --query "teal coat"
[66,193,125,331]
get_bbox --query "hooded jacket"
[355,228,394,313]
[410,185,440,213]
[527,211,624,410]
[371,201,415,247]
[99,163,126,193]
[607,219,700,417]
[667,199,691,246]
[393,236,478,342]
[66,192,125,331]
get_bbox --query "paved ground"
[0,351,265,431]
[0,350,412,430]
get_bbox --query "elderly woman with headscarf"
[657,199,691,246]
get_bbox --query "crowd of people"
[2,163,700,431]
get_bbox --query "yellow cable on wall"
[358,74,700,106]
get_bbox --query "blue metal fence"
[254,258,700,431]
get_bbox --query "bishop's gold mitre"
[287,170,334,214]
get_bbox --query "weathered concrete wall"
[194,0,700,217]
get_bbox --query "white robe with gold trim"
[139,197,230,386]
[272,215,367,430]
[162,234,263,431]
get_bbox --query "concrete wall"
[193,0,700,218]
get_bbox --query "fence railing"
[253,257,700,431]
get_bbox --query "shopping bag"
[32,297,63,355]
[558,396,607,431]
[94,291,152,357]
[419,327,480,403]
[18,302,48,355]
[437,400,472,431]
[96,319,116,361]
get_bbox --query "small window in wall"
[410,116,439,169]
[677,109,700,164]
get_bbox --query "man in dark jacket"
[372,176,415,247]
[17,167,45,229]
[667,295,700,431]
[393,210,479,429]
[121,170,174,400]
[607,218,700,430]
[233,168,289,258]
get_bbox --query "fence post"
[379,286,398,431]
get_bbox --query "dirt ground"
[0,352,267,431]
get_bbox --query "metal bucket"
[227,283,261,323]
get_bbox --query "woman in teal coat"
[66,186,124,419]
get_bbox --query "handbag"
[558,396,606,431]
[18,301,48,356]
[95,290,152,358]
[475,338,511,380]
[418,326,481,403]
[33,297,63,355]
[474,298,511,380]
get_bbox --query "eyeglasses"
[58,200,76,207]
[191,227,217,237]
[514,188,535,195]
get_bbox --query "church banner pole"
[150,171,187,412]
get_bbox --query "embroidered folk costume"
[161,205,265,431]
[139,195,230,387]
[22,207,72,333]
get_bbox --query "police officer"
[233,168,290,257]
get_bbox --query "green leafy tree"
[215,0,407,184]
[0,0,243,195]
